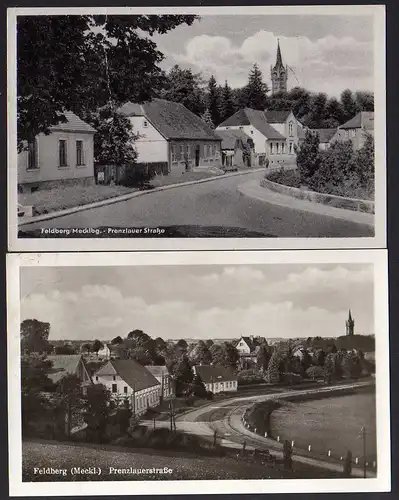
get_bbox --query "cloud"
[164,30,373,95]
[20,265,374,341]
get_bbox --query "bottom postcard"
[6,250,390,495]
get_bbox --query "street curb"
[19,168,264,227]
[237,181,375,228]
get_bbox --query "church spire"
[275,38,283,68]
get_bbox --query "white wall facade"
[205,380,238,394]
[216,125,266,154]
[18,130,94,187]
[128,116,169,163]
[236,339,251,355]
[94,373,161,415]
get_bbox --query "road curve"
[176,381,376,478]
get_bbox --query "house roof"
[117,98,221,141]
[339,111,374,130]
[145,365,169,377]
[94,359,160,391]
[218,108,285,140]
[47,355,83,384]
[194,365,237,384]
[311,128,337,143]
[50,111,96,133]
[216,129,252,150]
[235,336,259,353]
[265,110,291,123]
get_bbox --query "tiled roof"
[194,365,237,384]
[311,128,337,143]
[145,365,169,377]
[118,98,221,141]
[216,129,252,150]
[265,110,291,123]
[94,359,160,392]
[339,111,374,130]
[50,111,96,133]
[219,108,285,140]
[47,355,83,384]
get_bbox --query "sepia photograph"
[7,5,386,251]
[7,251,390,495]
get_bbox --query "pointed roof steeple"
[274,38,284,69]
[348,309,354,322]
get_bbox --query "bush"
[306,365,325,380]
[282,372,302,385]
[267,168,302,188]
[237,369,265,385]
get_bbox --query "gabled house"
[97,343,121,360]
[216,129,253,169]
[264,109,306,162]
[47,354,92,393]
[117,99,222,176]
[145,365,174,400]
[93,359,161,415]
[309,128,337,150]
[330,111,374,150]
[18,111,96,193]
[234,336,260,368]
[192,365,238,394]
[217,108,285,166]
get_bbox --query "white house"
[97,344,111,359]
[18,111,96,193]
[330,111,374,151]
[145,365,174,400]
[117,99,222,176]
[192,365,238,394]
[93,359,161,415]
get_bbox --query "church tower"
[345,310,355,336]
[270,39,288,95]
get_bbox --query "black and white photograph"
[8,5,386,251]
[7,251,390,495]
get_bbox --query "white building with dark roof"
[18,111,96,193]
[193,365,238,394]
[93,359,161,415]
[145,365,174,400]
[117,98,222,175]
[330,111,374,150]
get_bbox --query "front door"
[195,145,200,167]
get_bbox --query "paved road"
[21,172,373,237]
[168,381,376,477]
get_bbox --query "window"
[270,143,273,154]
[289,122,294,137]
[143,120,148,128]
[27,139,38,169]
[186,144,191,159]
[76,140,85,166]
[345,130,349,139]
[179,144,184,161]
[124,386,128,394]
[58,140,67,167]
[113,375,116,381]
[95,376,98,381]
[213,145,217,157]
[282,143,286,154]
[289,142,293,154]
[171,145,177,163]
[112,384,117,393]
[350,129,356,138]
[203,145,208,159]
[276,143,280,154]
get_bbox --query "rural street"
[21,172,373,237]
[143,381,375,477]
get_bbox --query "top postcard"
[7,5,386,251]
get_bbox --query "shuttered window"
[59,140,67,167]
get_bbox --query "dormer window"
[143,120,148,128]
[289,122,293,137]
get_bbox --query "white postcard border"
[7,249,390,495]
[7,5,386,251]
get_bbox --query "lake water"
[270,391,376,461]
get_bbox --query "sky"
[149,14,374,97]
[20,264,374,342]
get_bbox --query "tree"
[206,75,220,126]
[241,64,269,110]
[340,89,358,121]
[210,344,225,366]
[160,65,205,116]
[295,130,322,184]
[219,80,236,123]
[81,342,92,354]
[355,91,374,112]
[256,345,271,373]
[353,132,374,195]
[82,384,112,442]
[127,329,151,347]
[222,342,239,370]
[21,319,52,354]
[342,351,362,378]
[201,108,215,129]
[54,344,76,355]
[267,351,283,384]
[174,356,194,396]
[190,374,207,398]
[154,337,167,352]
[316,349,326,366]
[91,339,104,355]
[17,15,198,148]
[111,336,123,345]
[176,339,188,351]
[306,365,325,380]
[114,398,132,434]
[205,339,214,348]
[325,97,344,126]
[189,341,212,365]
